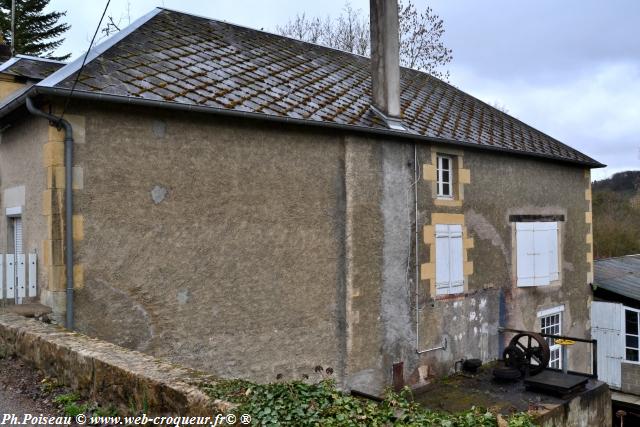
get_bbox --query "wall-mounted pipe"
[25,97,74,330]
[413,143,447,354]
[417,337,448,354]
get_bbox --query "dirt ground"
[0,355,80,426]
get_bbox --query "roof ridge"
[157,7,373,61]
[37,8,163,89]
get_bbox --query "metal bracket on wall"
[416,337,448,354]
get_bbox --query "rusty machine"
[493,330,594,397]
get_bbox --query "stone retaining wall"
[0,313,224,415]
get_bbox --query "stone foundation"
[0,313,225,415]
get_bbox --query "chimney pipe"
[370,0,401,119]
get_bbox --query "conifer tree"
[0,0,70,60]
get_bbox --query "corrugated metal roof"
[594,255,640,301]
[29,8,601,167]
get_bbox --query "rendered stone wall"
[72,103,349,385]
[621,362,640,395]
[15,98,595,395]
[537,381,612,427]
[411,145,594,383]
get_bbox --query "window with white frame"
[436,155,453,198]
[539,306,563,369]
[625,308,640,362]
[435,224,464,295]
[516,222,559,287]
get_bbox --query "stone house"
[592,255,640,410]
[0,5,602,394]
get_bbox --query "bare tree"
[277,4,369,56]
[276,1,453,81]
[97,1,131,41]
[398,1,452,80]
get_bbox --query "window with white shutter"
[435,224,464,295]
[516,222,559,287]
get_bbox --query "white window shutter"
[435,225,451,294]
[516,223,536,287]
[546,223,559,281]
[449,225,464,294]
[532,224,550,285]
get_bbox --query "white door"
[591,301,624,388]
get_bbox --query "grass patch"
[52,391,117,417]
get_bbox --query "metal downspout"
[25,97,74,330]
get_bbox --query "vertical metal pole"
[562,345,568,374]
[592,339,598,379]
[10,0,15,56]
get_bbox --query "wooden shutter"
[544,222,559,281]
[435,224,464,295]
[435,225,451,294]
[449,225,464,294]
[532,224,550,285]
[516,223,537,286]
[591,302,623,388]
[517,222,558,287]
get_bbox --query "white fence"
[0,253,37,300]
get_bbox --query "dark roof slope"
[0,55,65,80]
[42,9,600,166]
[594,255,640,301]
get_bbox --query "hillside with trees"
[592,171,640,258]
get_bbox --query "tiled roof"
[0,55,65,80]
[43,8,600,166]
[595,255,640,301]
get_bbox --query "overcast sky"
[44,0,639,181]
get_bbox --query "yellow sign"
[554,338,576,346]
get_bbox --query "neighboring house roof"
[594,255,640,301]
[0,55,65,80]
[2,8,603,167]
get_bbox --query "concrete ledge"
[0,313,225,415]
[535,380,611,427]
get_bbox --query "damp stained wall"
[72,104,350,383]
[411,145,593,384]
[0,116,49,303]
[1,99,593,393]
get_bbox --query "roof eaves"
[15,54,66,64]
[30,86,605,168]
[0,57,20,74]
[37,7,163,89]
[0,85,35,116]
